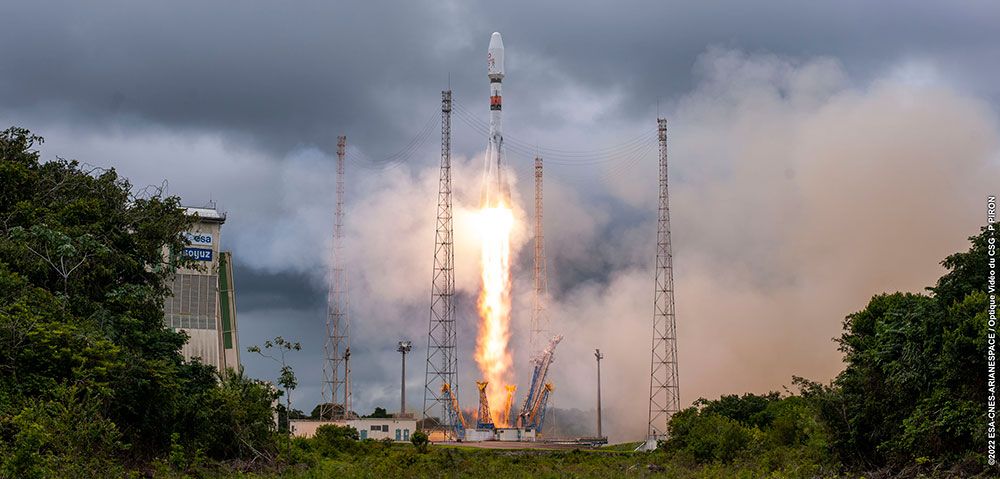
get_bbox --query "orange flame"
[474,202,515,427]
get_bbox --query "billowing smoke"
[539,48,999,441]
[21,47,999,443]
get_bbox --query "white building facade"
[163,206,240,371]
[289,418,418,442]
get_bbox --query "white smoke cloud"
[16,46,999,443]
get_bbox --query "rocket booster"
[483,32,510,206]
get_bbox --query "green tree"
[0,126,198,457]
[410,430,429,453]
[248,336,301,433]
[313,425,359,456]
[0,126,281,469]
[814,227,993,469]
[364,406,390,418]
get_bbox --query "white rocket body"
[483,32,510,206]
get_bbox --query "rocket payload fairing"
[482,32,510,206]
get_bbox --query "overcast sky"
[3,1,999,441]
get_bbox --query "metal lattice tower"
[530,157,550,357]
[321,135,351,420]
[423,91,459,437]
[648,118,680,440]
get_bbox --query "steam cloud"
[20,48,999,442]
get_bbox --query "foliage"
[663,391,833,471]
[310,402,349,420]
[313,425,360,456]
[410,431,430,453]
[364,406,391,418]
[0,385,125,479]
[248,336,301,433]
[0,127,281,473]
[811,228,994,469]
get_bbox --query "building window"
[371,425,380,431]
[382,425,389,432]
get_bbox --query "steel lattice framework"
[530,156,550,357]
[423,91,459,437]
[648,118,680,440]
[321,136,351,420]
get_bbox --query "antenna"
[321,135,351,420]
[647,118,680,441]
[423,91,459,438]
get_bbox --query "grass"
[157,442,852,479]
[600,441,645,452]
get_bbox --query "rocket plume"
[474,203,514,426]
[474,32,515,427]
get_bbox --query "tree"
[0,126,198,457]
[248,336,301,433]
[410,431,429,453]
[313,425,359,456]
[816,227,993,468]
[0,126,280,469]
[364,406,390,419]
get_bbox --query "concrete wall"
[289,419,340,438]
[289,418,418,442]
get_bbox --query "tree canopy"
[0,127,279,477]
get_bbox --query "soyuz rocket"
[482,32,511,206]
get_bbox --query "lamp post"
[398,341,412,416]
[595,349,604,438]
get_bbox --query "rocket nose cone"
[488,32,505,78]
[489,32,504,50]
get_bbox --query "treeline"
[0,128,280,477]
[662,227,992,477]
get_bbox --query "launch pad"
[438,336,562,442]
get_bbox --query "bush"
[664,408,755,464]
[313,424,359,456]
[0,386,125,479]
[410,430,429,453]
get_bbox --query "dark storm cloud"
[2,1,998,159]
[232,261,324,312]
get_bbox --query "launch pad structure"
[313,31,681,446]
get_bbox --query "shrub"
[0,386,125,479]
[410,430,429,453]
[313,424,359,456]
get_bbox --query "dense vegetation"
[660,226,993,477]
[0,128,280,478]
[0,126,993,478]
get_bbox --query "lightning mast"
[647,118,680,441]
[322,135,351,420]
[423,91,459,437]
[530,157,549,356]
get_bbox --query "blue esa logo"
[184,232,213,245]
[182,247,213,261]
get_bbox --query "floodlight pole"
[398,341,412,416]
[595,349,604,439]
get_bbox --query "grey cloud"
[3,1,999,442]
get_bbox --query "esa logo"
[184,232,213,245]
[182,248,213,261]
